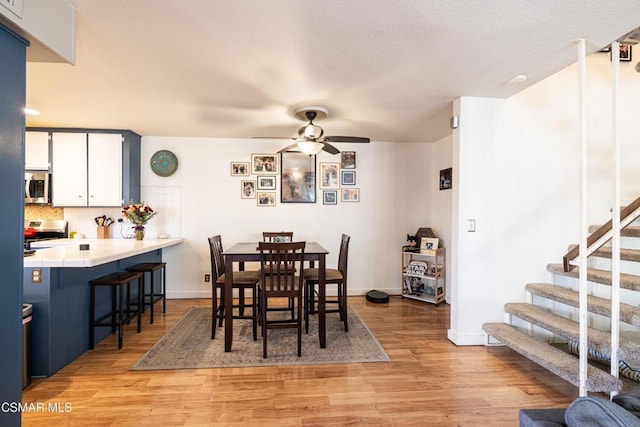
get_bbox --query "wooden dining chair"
[262,231,294,243]
[303,234,350,333]
[262,231,295,318]
[208,235,260,340]
[258,241,306,358]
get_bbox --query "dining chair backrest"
[258,241,305,294]
[262,231,294,243]
[338,234,351,275]
[208,235,224,282]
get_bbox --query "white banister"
[576,37,588,397]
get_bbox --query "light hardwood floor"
[21,297,578,426]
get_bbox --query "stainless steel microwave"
[25,172,50,204]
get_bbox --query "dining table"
[222,241,329,352]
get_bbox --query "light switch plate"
[467,219,476,232]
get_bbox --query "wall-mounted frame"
[230,161,250,176]
[281,152,316,203]
[439,167,452,190]
[323,191,337,205]
[251,154,278,174]
[257,192,276,207]
[257,176,276,190]
[611,43,632,62]
[341,188,359,202]
[341,151,356,169]
[341,170,356,185]
[319,162,340,189]
[241,180,256,199]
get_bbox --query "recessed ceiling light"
[508,74,528,85]
[24,108,40,116]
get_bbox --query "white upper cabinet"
[51,132,123,207]
[25,131,50,170]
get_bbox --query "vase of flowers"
[122,201,157,240]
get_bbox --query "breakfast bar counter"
[24,238,183,377]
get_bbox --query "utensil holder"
[97,226,109,239]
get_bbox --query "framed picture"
[612,43,632,62]
[257,175,276,190]
[251,154,278,174]
[341,188,359,202]
[323,191,337,205]
[230,161,250,176]
[341,170,356,185]
[420,237,439,255]
[341,151,356,169]
[241,180,256,199]
[319,162,340,189]
[257,192,276,207]
[439,167,452,190]
[281,151,316,203]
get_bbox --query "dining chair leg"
[297,293,302,357]
[262,291,268,358]
[211,284,218,339]
[341,282,348,332]
[218,288,225,327]
[252,286,258,341]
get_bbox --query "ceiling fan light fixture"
[298,123,324,139]
[297,140,324,155]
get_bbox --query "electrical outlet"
[31,269,41,284]
[117,218,124,223]
[0,0,23,18]
[204,274,210,282]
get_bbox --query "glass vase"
[134,227,145,241]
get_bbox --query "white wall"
[448,50,640,345]
[133,137,431,298]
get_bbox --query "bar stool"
[89,271,144,350]
[126,262,167,324]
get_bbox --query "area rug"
[131,307,389,370]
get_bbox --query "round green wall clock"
[150,150,178,177]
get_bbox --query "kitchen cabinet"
[42,128,141,207]
[25,131,50,170]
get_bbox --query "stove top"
[24,219,68,234]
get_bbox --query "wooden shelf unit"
[401,247,446,306]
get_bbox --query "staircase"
[483,223,640,393]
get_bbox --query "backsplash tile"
[25,205,64,220]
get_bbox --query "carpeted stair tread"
[504,303,640,360]
[567,244,640,262]
[589,225,640,237]
[482,322,622,392]
[526,283,640,327]
[547,263,640,291]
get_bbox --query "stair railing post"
[610,40,622,398]
[577,37,588,398]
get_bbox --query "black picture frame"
[439,167,452,190]
[323,191,337,205]
[611,43,632,62]
[280,152,316,203]
[341,170,356,186]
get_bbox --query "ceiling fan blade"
[321,142,340,155]
[253,136,296,140]
[323,135,370,143]
[277,142,301,153]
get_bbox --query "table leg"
[318,254,326,348]
[224,256,233,352]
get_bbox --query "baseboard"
[447,329,486,346]
[166,288,400,300]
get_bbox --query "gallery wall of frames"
[230,151,359,207]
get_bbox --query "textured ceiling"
[24,1,640,143]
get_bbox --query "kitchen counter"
[24,237,183,378]
[26,237,183,267]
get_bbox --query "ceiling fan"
[269,106,370,155]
